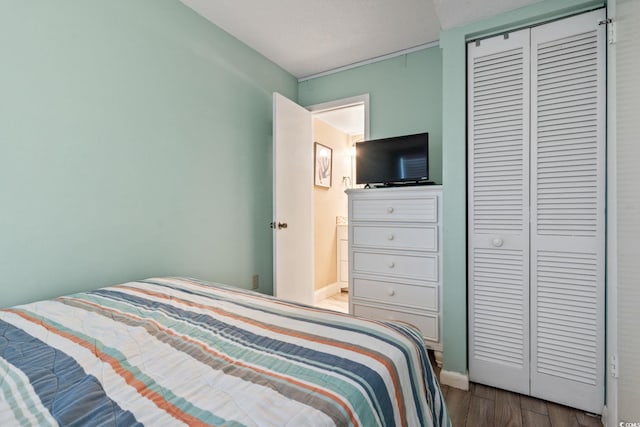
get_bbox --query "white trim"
[440,369,470,391]
[306,94,368,112]
[298,41,440,82]
[313,282,342,304]
[306,95,368,305]
[605,4,618,426]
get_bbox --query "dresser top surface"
[345,185,442,196]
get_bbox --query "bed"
[0,277,450,426]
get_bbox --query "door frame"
[272,94,370,304]
[307,94,370,303]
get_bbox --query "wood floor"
[439,382,602,427]
[316,293,602,427]
[433,355,602,427]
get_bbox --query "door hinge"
[611,354,619,378]
[599,18,616,44]
[608,22,616,45]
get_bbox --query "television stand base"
[373,181,436,188]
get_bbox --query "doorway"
[309,97,368,312]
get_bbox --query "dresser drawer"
[352,251,438,281]
[351,196,437,222]
[353,303,439,342]
[352,277,438,311]
[352,225,437,251]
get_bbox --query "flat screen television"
[356,132,429,186]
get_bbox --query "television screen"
[356,133,429,185]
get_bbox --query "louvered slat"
[471,44,526,233]
[473,248,526,366]
[534,30,599,237]
[535,251,599,385]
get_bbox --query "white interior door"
[467,29,531,395]
[529,9,605,413]
[272,93,314,304]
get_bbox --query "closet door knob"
[388,288,396,296]
[387,207,394,213]
[388,261,395,268]
[387,234,395,241]
[492,237,504,247]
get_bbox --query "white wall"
[611,0,640,423]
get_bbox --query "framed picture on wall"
[314,142,332,188]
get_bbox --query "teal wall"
[298,47,443,184]
[440,0,605,374]
[0,1,297,308]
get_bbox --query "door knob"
[492,237,504,247]
[277,222,288,229]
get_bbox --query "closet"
[467,9,605,413]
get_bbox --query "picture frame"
[314,142,332,188]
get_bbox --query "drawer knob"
[388,288,396,296]
[388,261,395,268]
[387,207,394,213]
[492,237,504,247]
[387,234,395,241]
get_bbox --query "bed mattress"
[0,277,449,426]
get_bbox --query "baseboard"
[313,282,343,303]
[440,369,470,391]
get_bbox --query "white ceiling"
[179,0,541,79]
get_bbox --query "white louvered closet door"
[468,9,606,414]
[530,10,605,413]
[467,29,531,394]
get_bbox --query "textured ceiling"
[179,0,541,79]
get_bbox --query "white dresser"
[347,186,443,364]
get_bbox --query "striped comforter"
[0,277,450,427]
